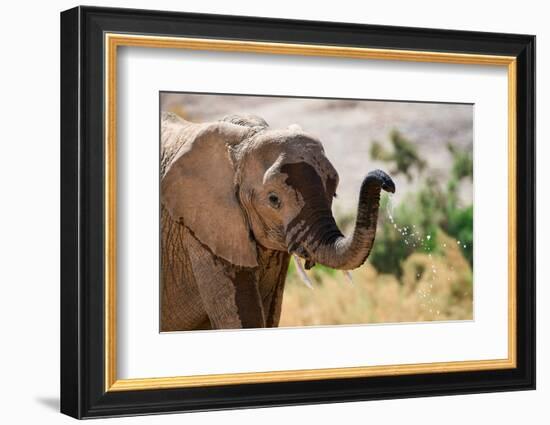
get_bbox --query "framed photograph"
[60,6,535,419]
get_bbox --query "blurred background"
[161,92,474,326]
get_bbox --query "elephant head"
[161,112,395,273]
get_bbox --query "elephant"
[160,111,395,331]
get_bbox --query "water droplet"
[457,240,461,244]
[426,235,431,240]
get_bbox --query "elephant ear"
[161,121,258,267]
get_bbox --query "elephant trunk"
[290,170,395,271]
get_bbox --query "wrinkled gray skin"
[160,112,395,331]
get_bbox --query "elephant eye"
[268,193,281,209]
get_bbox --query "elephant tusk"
[293,255,313,289]
[342,270,354,285]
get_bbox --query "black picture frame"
[60,5,535,419]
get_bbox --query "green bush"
[369,193,441,276]
[369,194,473,277]
[366,133,473,277]
[370,129,426,181]
[445,205,473,264]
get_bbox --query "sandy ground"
[161,93,473,212]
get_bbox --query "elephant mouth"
[288,244,316,269]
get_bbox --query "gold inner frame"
[104,33,517,392]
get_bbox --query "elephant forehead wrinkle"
[293,224,311,245]
[262,167,288,186]
[286,220,305,241]
[305,235,321,252]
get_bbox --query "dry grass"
[279,232,473,327]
